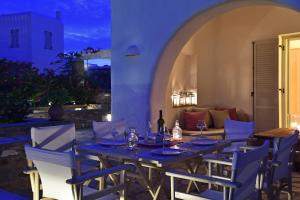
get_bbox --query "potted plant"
[44,88,72,121]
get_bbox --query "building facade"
[0,12,64,72]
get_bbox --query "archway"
[150,0,300,128]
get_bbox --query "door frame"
[278,32,300,128]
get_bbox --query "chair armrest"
[66,164,135,185]
[241,146,273,152]
[166,170,241,189]
[23,167,38,174]
[267,160,281,167]
[228,138,248,143]
[240,146,257,151]
[203,154,232,166]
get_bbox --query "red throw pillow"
[183,111,207,131]
[215,107,238,120]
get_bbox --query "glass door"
[279,33,300,128]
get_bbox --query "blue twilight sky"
[0,0,111,52]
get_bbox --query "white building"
[0,12,64,72]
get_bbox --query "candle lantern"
[171,93,180,107]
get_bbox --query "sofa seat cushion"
[182,128,225,137]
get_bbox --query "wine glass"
[111,127,118,141]
[196,120,206,138]
[163,127,171,150]
[127,128,138,150]
[145,121,152,141]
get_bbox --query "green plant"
[41,88,72,106]
[0,59,41,122]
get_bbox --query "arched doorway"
[150,1,300,128]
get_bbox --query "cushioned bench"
[178,106,249,138]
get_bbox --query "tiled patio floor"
[125,172,300,200]
[1,172,300,199]
[1,131,300,199]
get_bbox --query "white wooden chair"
[25,124,76,200]
[166,141,269,200]
[31,123,76,151]
[24,144,134,200]
[26,124,97,199]
[92,119,127,139]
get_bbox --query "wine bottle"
[157,110,165,133]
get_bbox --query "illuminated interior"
[289,39,300,128]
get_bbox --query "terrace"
[2,0,300,200]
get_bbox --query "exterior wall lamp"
[125,45,140,57]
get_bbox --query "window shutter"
[253,39,279,131]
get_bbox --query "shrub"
[0,59,41,122]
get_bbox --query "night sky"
[0,0,111,52]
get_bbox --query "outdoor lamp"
[125,45,140,57]
[106,114,112,121]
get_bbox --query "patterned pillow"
[215,107,238,120]
[183,111,207,131]
[209,110,230,128]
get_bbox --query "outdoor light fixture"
[290,114,300,130]
[125,45,140,57]
[172,91,197,107]
[106,114,112,121]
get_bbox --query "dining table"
[254,128,297,139]
[76,136,231,200]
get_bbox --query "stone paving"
[1,130,300,200]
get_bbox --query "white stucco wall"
[0,13,32,62]
[0,12,63,72]
[31,14,64,72]
[111,0,300,133]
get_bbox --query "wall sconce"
[125,45,140,57]
[172,91,197,107]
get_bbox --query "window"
[44,31,53,50]
[10,29,19,48]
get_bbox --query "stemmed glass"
[111,127,118,141]
[196,120,206,138]
[163,127,171,151]
[127,127,139,150]
[145,121,152,141]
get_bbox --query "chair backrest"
[272,131,299,182]
[230,140,269,199]
[224,119,255,140]
[92,119,127,139]
[24,145,76,200]
[31,124,75,151]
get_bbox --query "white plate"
[151,148,183,156]
[191,139,219,146]
[98,140,126,146]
